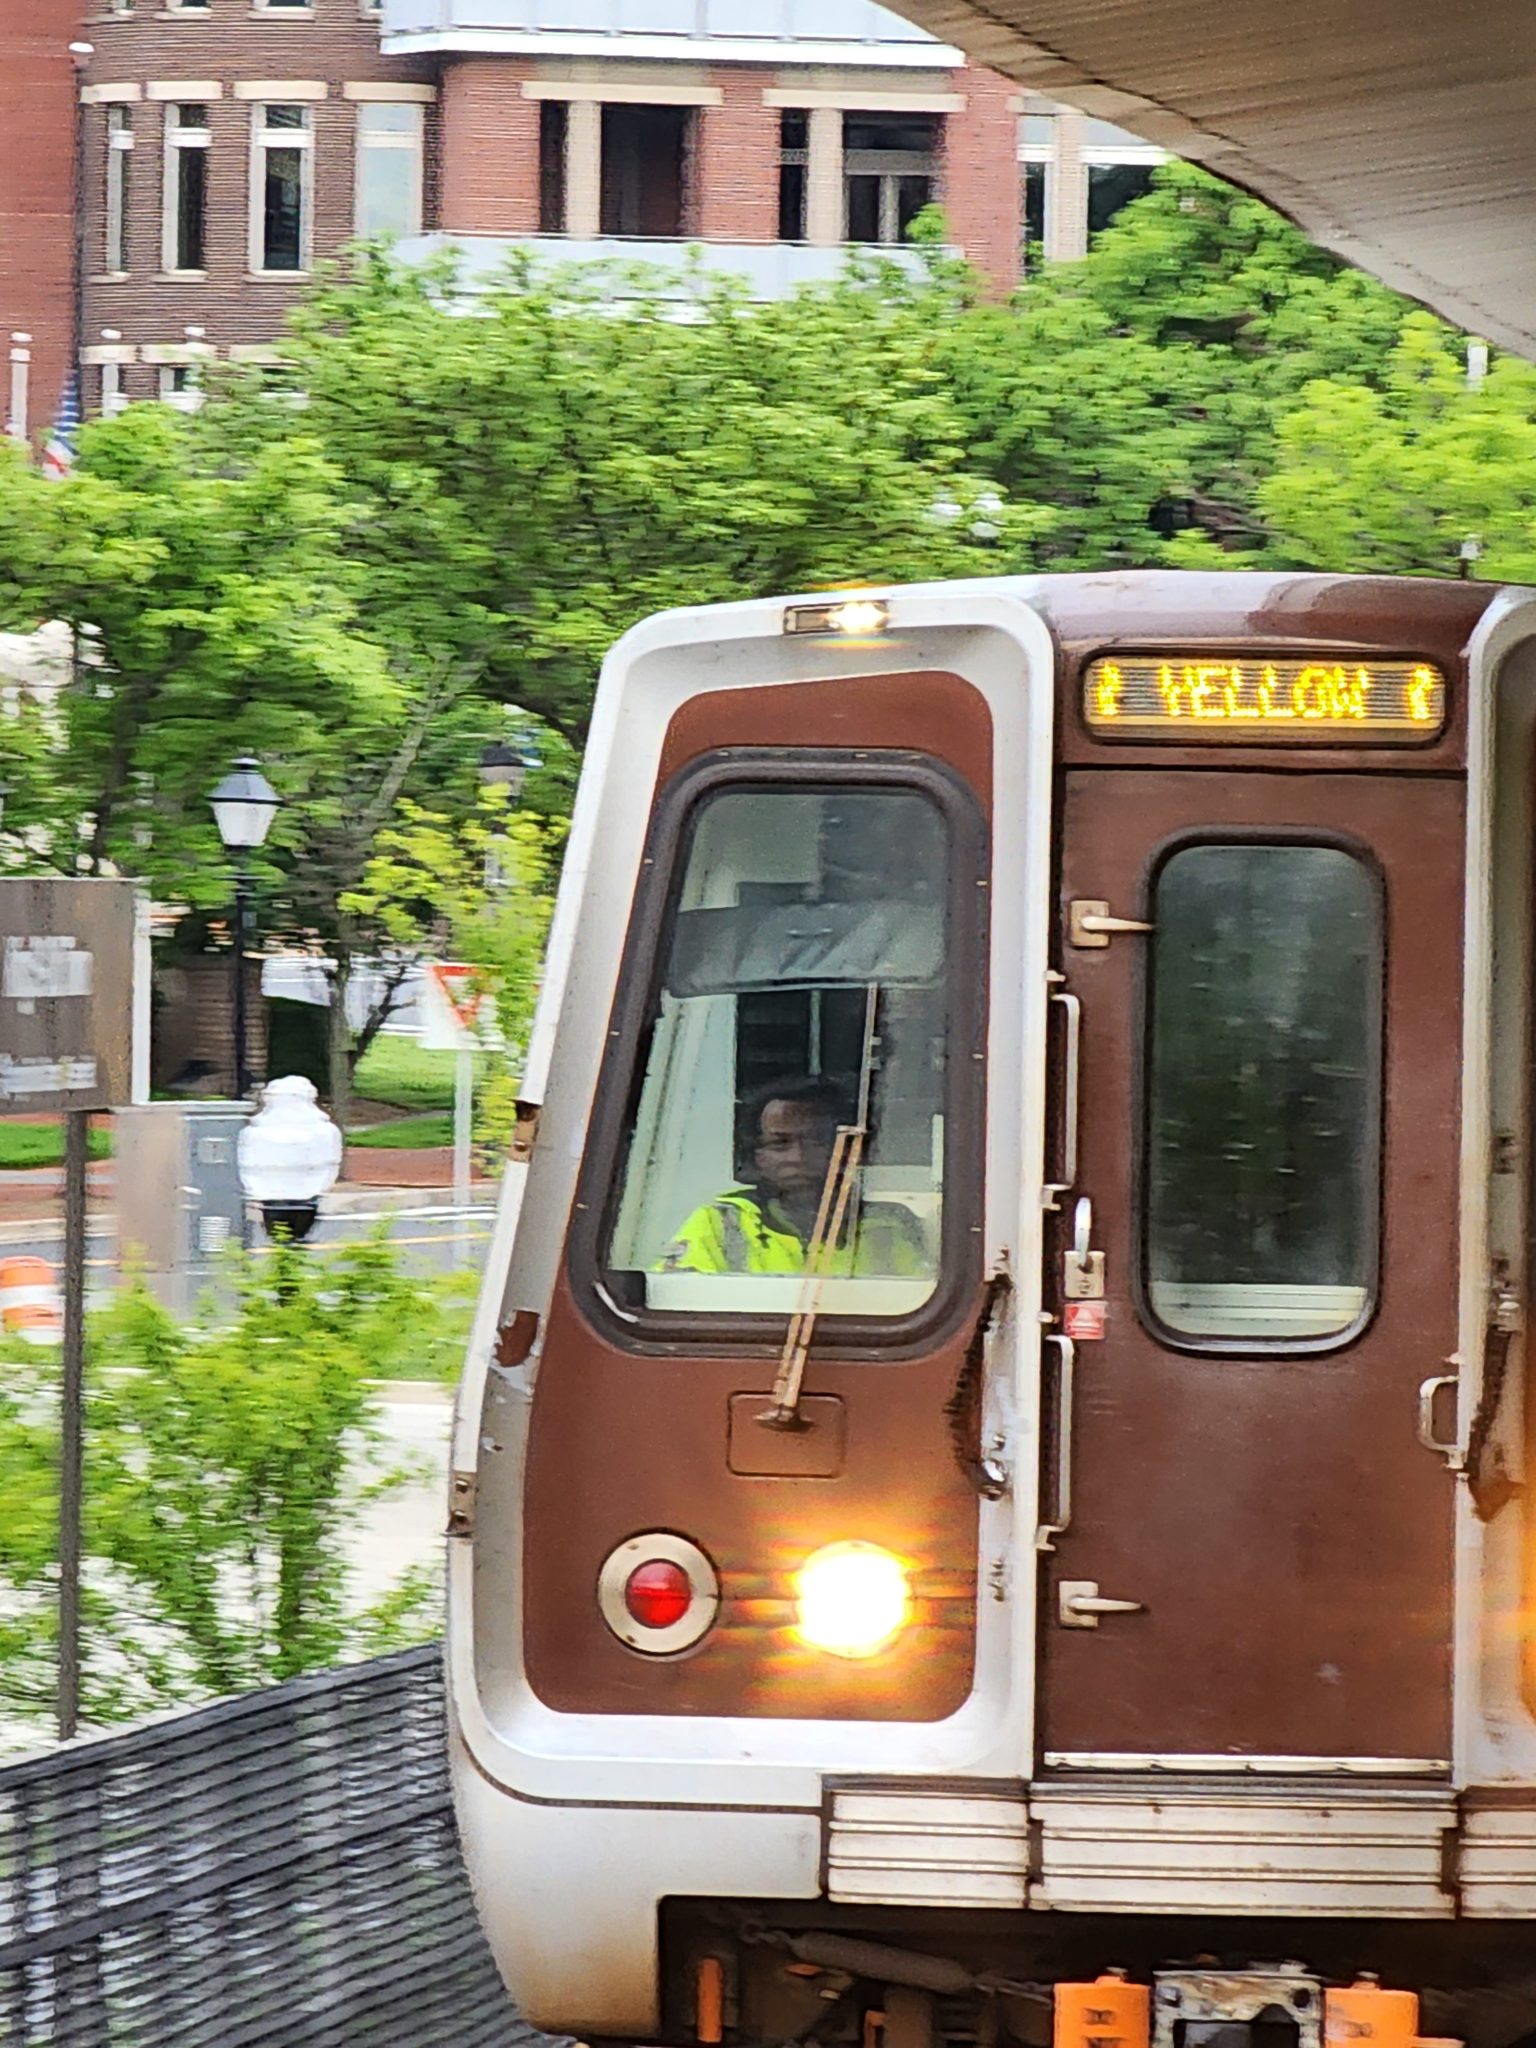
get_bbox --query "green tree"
[1260,312,1536,579]
[940,163,1410,567]
[209,247,1056,743]
[343,789,564,1151]
[0,1239,455,1736]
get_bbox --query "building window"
[158,365,205,414]
[100,363,129,416]
[1019,111,1051,267]
[355,101,423,239]
[251,104,312,274]
[599,104,690,238]
[843,113,937,245]
[105,106,133,273]
[778,111,807,240]
[1021,162,1048,260]
[538,101,567,232]
[169,0,210,11]
[1087,161,1158,236]
[163,103,209,274]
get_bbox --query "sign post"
[419,962,501,1256]
[0,878,136,1741]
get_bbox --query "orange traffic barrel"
[0,1255,63,1347]
[1056,1974,1150,2048]
[1325,1979,1420,2048]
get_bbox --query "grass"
[346,1111,455,1150]
[351,1036,458,1113]
[0,1123,113,1169]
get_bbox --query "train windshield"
[1144,842,1381,1345]
[604,781,951,1320]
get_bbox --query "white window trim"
[158,365,206,412]
[140,343,214,365]
[1082,144,1167,167]
[233,79,328,101]
[161,102,211,276]
[100,362,130,416]
[80,83,142,106]
[248,103,315,277]
[105,106,133,273]
[520,81,723,108]
[763,88,964,113]
[354,101,424,241]
[342,82,435,102]
[146,81,223,101]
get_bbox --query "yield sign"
[419,962,502,1053]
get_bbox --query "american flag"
[41,370,80,478]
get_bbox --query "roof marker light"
[784,597,890,637]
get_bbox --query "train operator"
[657,1076,931,1277]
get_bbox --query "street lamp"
[477,741,529,894]
[210,756,280,1100]
[237,1075,342,1243]
[477,740,528,796]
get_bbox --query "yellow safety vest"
[658,1189,930,1277]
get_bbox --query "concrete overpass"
[902,1,1536,354]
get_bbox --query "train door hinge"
[446,1469,477,1539]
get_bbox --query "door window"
[603,780,961,1323]
[1143,842,1381,1346]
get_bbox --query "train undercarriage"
[661,1905,1536,2048]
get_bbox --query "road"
[0,1199,497,1295]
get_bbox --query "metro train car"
[448,570,1536,2048]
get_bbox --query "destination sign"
[1083,654,1446,741]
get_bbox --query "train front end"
[449,572,1536,2048]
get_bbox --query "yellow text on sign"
[1084,655,1446,740]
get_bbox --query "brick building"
[0,2,81,444]
[75,0,434,411]
[3,0,1167,425]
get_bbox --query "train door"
[1039,769,1464,1767]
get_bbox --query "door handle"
[1059,1580,1145,1628]
[1417,1366,1462,1467]
[1063,1195,1105,1300]
[1042,981,1081,1213]
[1069,899,1154,949]
[1035,1333,1075,1553]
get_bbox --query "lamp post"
[210,757,280,1099]
[237,1075,343,1243]
[477,740,529,894]
[476,739,528,796]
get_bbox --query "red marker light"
[624,1559,693,1631]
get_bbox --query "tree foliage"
[0,1239,456,1737]
[3,168,1534,1104]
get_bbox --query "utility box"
[114,1102,253,1316]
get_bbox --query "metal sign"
[0,877,136,1114]
[419,961,503,1053]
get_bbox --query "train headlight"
[794,1541,910,1658]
